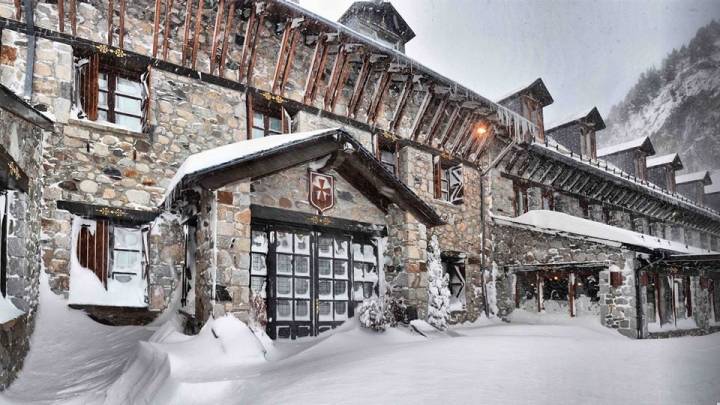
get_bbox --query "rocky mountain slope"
[602,20,720,173]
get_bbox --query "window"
[434,157,463,205]
[247,96,290,139]
[513,182,529,216]
[0,191,8,298]
[442,256,466,311]
[77,53,148,133]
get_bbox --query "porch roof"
[494,210,714,255]
[649,253,720,273]
[162,128,445,227]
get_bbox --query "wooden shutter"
[81,53,100,121]
[610,271,623,288]
[76,219,110,289]
[449,164,464,205]
[141,66,152,135]
[433,156,442,199]
[639,271,649,287]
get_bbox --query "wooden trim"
[161,0,175,60]
[181,0,193,65]
[251,205,386,236]
[209,0,225,74]
[57,200,159,225]
[218,0,235,77]
[190,0,204,70]
[58,0,64,33]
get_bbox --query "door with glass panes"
[250,224,379,339]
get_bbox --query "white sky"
[298,0,720,125]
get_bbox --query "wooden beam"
[107,0,114,46]
[209,0,225,74]
[190,0,204,70]
[323,44,348,110]
[409,89,432,142]
[118,0,126,49]
[161,0,175,60]
[271,22,294,93]
[58,0,64,33]
[548,166,566,186]
[152,0,162,56]
[389,75,414,132]
[536,163,555,184]
[437,105,461,149]
[329,50,353,112]
[347,53,371,117]
[424,96,448,145]
[527,160,544,180]
[217,0,235,77]
[69,0,76,36]
[450,112,476,155]
[279,28,301,95]
[181,0,194,65]
[558,170,576,188]
[302,33,328,105]
[367,69,391,125]
[503,150,522,173]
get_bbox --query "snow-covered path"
[1,277,719,405]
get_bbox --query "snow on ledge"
[494,210,713,255]
[162,128,339,203]
[0,293,24,324]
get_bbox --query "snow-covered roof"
[495,210,713,255]
[163,129,334,202]
[545,107,606,133]
[497,78,554,107]
[706,170,720,194]
[676,171,712,186]
[646,153,683,169]
[597,136,654,157]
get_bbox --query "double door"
[250,223,378,339]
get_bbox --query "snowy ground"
[2,279,720,404]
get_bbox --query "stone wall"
[0,108,45,390]
[598,252,638,338]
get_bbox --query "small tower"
[338,1,416,53]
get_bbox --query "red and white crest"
[309,171,335,213]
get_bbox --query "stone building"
[0,0,719,390]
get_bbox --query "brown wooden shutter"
[639,272,648,287]
[433,157,442,199]
[610,271,623,288]
[246,96,254,140]
[82,53,100,121]
[76,219,110,289]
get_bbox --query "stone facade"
[0,106,46,389]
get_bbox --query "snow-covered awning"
[597,136,655,158]
[162,128,445,227]
[494,210,714,255]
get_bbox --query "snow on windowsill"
[68,118,144,138]
[0,293,24,324]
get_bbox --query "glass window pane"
[318,237,333,257]
[294,278,310,298]
[276,254,292,274]
[353,282,364,301]
[276,232,293,253]
[363,282,373,299]
[318,280,332,298]
[115,95,142,115]
[294,233,310,255]
[269,116,282,133]
[294,256,309,276]
[252,127,265,139]
[251,253,267,275]
[319,301,333,321]
[333,260,348,279]
[318,259,332,278]
[98,91,108,108]
[335,301,348,320]
[98,73,108,90]
[253,112,264,128]
[276,277,292,297]
[115,114,142,133]
[295,300,310,320]
[334,281,348,299]
[114,227,142,250]
[276,300,292,320]
[251,231,268,253]
[334,239,348,258]
[97,110,108,121]
[116,77,142,96]
[251,276,266,296]
[113,251,141,273]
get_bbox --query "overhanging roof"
[546,106,606,134]
[163,129,444,227]
[0,83,53,130]
[497,78,554,108]
[647,153,683,170]
[597,136,655,158]
[676,171,712,186]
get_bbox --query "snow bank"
[648,317,698,333]
[0,294,23,324]
[496,210,712,254]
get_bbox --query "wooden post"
[162,0,175,60]
[218,0,235,77]
[190,0,204,70]
[70,0,77,36]
[118,0,126,49]
[152,0,162,56]
[209,0,225,74]
[181,0,194,65]
[58,0,64,33]
[107,0,114,46]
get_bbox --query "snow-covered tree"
[426,235,450,330]
[358,297,386,332]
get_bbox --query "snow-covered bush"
[383,295,407,327]
[358,297,387,332]
[249,293,267,329]
[426,235,450,330]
